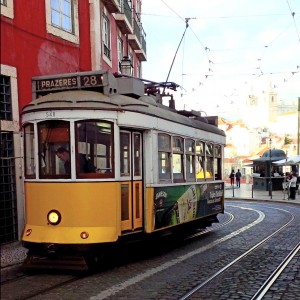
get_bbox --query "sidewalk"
[225,183,300,204]
[1,183,300,274]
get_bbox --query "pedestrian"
[235,169,242,188]
[288,173,297,200]
[229,170,235,186]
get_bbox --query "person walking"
[288,173,297,200]
[229,170,235,186]
[235,169,242,188]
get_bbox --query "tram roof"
[24,70,225,138]
[23,89,225,138]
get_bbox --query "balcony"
[102,0,120,13]
[128,18,142,50]
[113,0,133,34]
[135,30,147,61]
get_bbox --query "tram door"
[120,131,143,232]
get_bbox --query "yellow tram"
[21,70,226,269]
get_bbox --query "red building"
[0,0,147,245]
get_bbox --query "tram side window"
[172,136,184,182]
[205,143,214,179]
[158,134,171,180]
[214,144,222,180]
[38,121,70,178]
[76,121,113,177]
[185,139,195,181]
[196,140,206,180]
[24,123,35,178]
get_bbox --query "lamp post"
[269,137,272,198]
[283,150,288,200]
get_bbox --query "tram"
[21,70,226,270]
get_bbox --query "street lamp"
[269,137,272,198]
[120,56,133,76]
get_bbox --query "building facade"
[0,0,147,245]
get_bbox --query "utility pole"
[297,97,300,155]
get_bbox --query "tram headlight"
[47,210,61,225]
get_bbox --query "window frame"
[158,133,172,181]
[185,138,196,182]
[45,0,79,44]
[75,120,114,179]
[37,120,71,179]
[102,12,111,61]
[23,123,36,179]
[0,0,14,19]
[172,136,184,182]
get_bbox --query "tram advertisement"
[154,183,224,230]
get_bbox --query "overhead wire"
[146,1,299,104]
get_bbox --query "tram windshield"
[76,120,113,177]
[38,121,71,178]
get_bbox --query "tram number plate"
[80,75,103,87]
[45,111,56,118]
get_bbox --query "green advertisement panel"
[153,182,224,230]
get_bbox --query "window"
[45,0,79,44]
[118,36,124,72]
[1,0,14,19]
[205,143,214,179]
[0,131,18,244]
[214,144,222,180]
[185,139,195,181]
[158,134,171,180]
[120,131,130,176]
[38,121,70,178]
[172,136,184,182]
[133,133,141,176]
[24,124,35,178]
[103,13,111,60]
[196,140,205,180]
[0,75,12,121]
[76,121,113,177]
[51,0,73,32]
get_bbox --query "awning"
[273,155,300,166]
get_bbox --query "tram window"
[38,121,70,178]
[196,141,206,180]
[205,143,214,179]
[76,121,113,177]
[172,137,184,182]
[24,123,35,178]
[214,145,221,157]
[214,145,222,180]
[186,139,195,181]
[120,132,130,176]
[158,134,171,180]
[133,133,141,176]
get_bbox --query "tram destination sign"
[35,73,104,92]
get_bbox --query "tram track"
[0,212,233,300]
[2,204,299,300]
[179,206,298,300]
[251,241,300,300]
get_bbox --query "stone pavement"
[1,183,299,275]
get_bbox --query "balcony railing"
[113,0,133,34]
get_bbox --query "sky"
[141,0,300,119]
